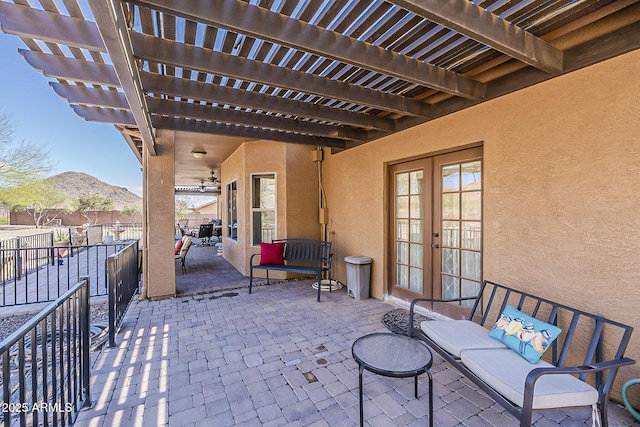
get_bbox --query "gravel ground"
[0,300,109,343]
[0,225,42,241]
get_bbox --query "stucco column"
[142,129,176,299]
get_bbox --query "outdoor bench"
[408,280,635,427]
[249,238,333,302]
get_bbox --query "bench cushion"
[420,320,507,357]
[461,348,599,409]
[259,242,285,265]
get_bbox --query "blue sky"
[0,32,143,196]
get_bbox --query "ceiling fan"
[206,171,219,184]
[198,176,220,193]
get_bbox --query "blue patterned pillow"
[488,305,562,364]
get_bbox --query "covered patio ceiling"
[1,0,639,189]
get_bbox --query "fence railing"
[0,233,54,253]
[0,242,138,307]
[0,277,92,426]
[107,241,140,347]
[0,233,55,280]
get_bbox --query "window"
[251,174,276,245]
[227,181,237,240]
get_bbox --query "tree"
[175,199,191,225]
[0,180,73,228]
[121,204,142,217]
[77,195,114,225]
[0,114,55,190]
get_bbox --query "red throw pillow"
[259,242,285,265]
[175,239,183,255]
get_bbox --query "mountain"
[50,172,141,211]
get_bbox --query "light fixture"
[191,150,206,159]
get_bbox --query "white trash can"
[345,256,372,300]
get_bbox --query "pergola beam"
[132,34,428,120]
[72,105,136,125]
[146,98,368,142]
[20,50,120,86]
[128,0,485,101]
[88,0,156,155]
[153,117,347,150]
[140,73,394,132]
[388,0,564,74]
[51,83,130,110]
[0,2,105,51]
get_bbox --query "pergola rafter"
[140,73,395,132]
[146,98,369,142]
[0,2,105,51]
[51,83,130,110]
[152,117,348,149]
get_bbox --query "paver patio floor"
[74,280,637,426]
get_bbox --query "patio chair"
[175,224,185,240]
[212,219,222,238]
[175,236,192,274]
[198,223,214,245]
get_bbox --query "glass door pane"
[439,159,482,309]
[395,170,424,293]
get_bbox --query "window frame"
[227,180,238,241]
[250,173,277,246]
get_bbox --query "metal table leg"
[427,370,433,427]
[359,363,365,427]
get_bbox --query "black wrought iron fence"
[0,277,92,426]
[0,233,54,253]
[107,241,140,347]
[0,242,137,307]
[0,232,54,281]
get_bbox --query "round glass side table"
[352,332,433,427]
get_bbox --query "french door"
[389,147,483,319]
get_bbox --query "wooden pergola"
[1,0,639,186]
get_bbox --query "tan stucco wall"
[221,144,246,272]
[194,201,218,216]
[284,145,321,239]
[221,141,319,276]
[322,49,640,399]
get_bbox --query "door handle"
[431,243,440,249]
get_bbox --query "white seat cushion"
[420,320,507,357]
[460,348,598,409]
